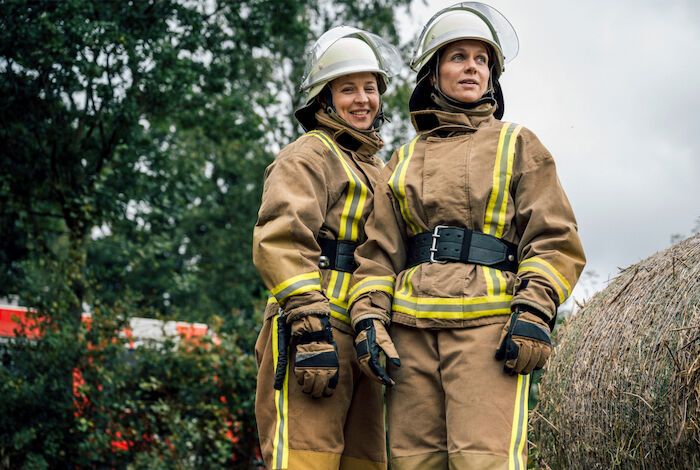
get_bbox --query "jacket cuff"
[352,313,389,331]
[511,300,554,330]
[281,291,330,323]
[349,291,392,330]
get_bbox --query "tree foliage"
[0,0,411,467]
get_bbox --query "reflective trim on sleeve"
[271,314,289,469]
[306,130,368,242]
[389,136,422,235]
[270,272,322,302]
[519,257,572,303]
[348,276,396,305]
[508,373,530,470]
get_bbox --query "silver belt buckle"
[429,225,448,264]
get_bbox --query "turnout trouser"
[387,322,530,470]
[255,314,387,470]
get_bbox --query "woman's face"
[329,72,380,130]
[437,39,490,103]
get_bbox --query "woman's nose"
[355,90,369,102]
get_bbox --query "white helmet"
[295,26,401,130]
[411,2,518,78]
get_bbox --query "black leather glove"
[354,319,400,386]
[495,307,552,375]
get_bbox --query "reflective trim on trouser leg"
[508,373,530,470]
[271,314,290,469]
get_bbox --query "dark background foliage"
[0,0,411,468]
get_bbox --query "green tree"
[0,0,411,468]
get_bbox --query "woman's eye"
[451,54,464,61]
[476,56,487,64]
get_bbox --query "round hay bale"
[531,234,700,469]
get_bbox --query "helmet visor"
[411,2,518,71]
[300,26,402,91]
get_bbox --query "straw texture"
[531,234,700,469]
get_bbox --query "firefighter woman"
[347,3,586,469]
[252,26,401,470]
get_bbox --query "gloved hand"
[495,308,552,375]
[354,319,401,386]
[291,314,339,398]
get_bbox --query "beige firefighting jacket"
[253,110,384,334]
[348,104,585,329]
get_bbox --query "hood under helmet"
[294,26,401,132]
[409,2,518,118]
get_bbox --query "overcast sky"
[398,0,700,301]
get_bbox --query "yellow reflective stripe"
[392,291,512,319]
[271,314,289,468]
[270,272,321,302]
[326,270,351,324]
[398,265,419,296]
[519,257,571,303]
[348,276,395,304]
[508,373,530,470]
[389,136,422,235]
[483,122,521,297]
[484,123,521,238]
[329,302,351,324]
[483,265,507,296]
[306,130,368,241]
[267,295,277,306]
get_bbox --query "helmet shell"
[299,26,401,104]
[411,2,518,77]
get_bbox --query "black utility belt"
[406,226,518,273]
[318,238,358,273]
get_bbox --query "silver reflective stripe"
[510,373,530,469]
[271,314,288,468]
[275,278,319,301]
[393,297,511,314]
[330,302,348,318]
[487,124,518,235]
[331,271,349,300]
[274,388,286,469]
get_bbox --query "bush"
[0,306,260,470]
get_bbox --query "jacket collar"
[314,109,384,158]
[410,102,496,135]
